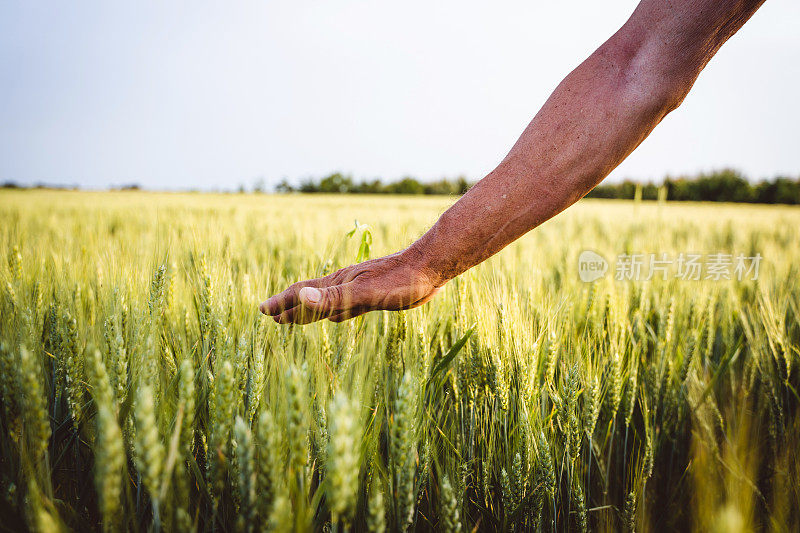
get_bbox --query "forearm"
[407,0,765,286]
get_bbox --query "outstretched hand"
[259,250,442,324]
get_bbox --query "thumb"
[299,284,356,315]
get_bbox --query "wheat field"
[0,190,798,532]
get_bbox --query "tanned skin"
[260,0,766,325]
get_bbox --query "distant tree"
[664,176,693,201]
[641,183,659,200]
[317,173,354,193]
[772,177,800,204]
[354,179,384,194]
[421,177,470,195]
[754,177,800,205]
[275,179,294,193]
[691,168,753,202]
[456,176,471,195]
[585,184,617,199]
[389,177,425,195]
[619,181,637,199]
[299,178,319,193]
[423,179,455,195]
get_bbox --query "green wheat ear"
[134,384,164,507]
[234,416,256,532]
[177,358,196,458]
[255,410,279,527]
[7,245,22,284]
[19,346,51,460]
[209,359,236,511]
[439,475,460,533]
[94,403,124,532]
[367,482,386,533]
[622,490,637,533]
[391,372,417,531]
[285,365,308,475]
[573,480,588,533]
[326,391,360,525]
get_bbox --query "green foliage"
[280,169,800,204]
[281,172,472,195]
[346,220,373,263]
[586,168,800,204]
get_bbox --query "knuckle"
[330,267,351,284]
[287,282,302,293]
[327,284,344,308]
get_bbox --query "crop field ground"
[0,190,798,532]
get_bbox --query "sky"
[1,1,798,191]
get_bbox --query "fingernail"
[301,287,321,305]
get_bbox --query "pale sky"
[1,1,798,190]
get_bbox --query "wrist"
[400,239,449,289]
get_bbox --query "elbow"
[601,37,696,118]
[632,64,694,116]
[629,74,691,119]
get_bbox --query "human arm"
[260,0,766,324]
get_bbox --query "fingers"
[271,304,328,325]
[271,306,298,324]
[327,307,369,323]
[259,286,299,316]
[264,281,372,325]
[259,278,324,316]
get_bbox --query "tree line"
[275,174,471,196]
[586,168,800,204]
[3,168,798,203]
[277,168,800,204]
